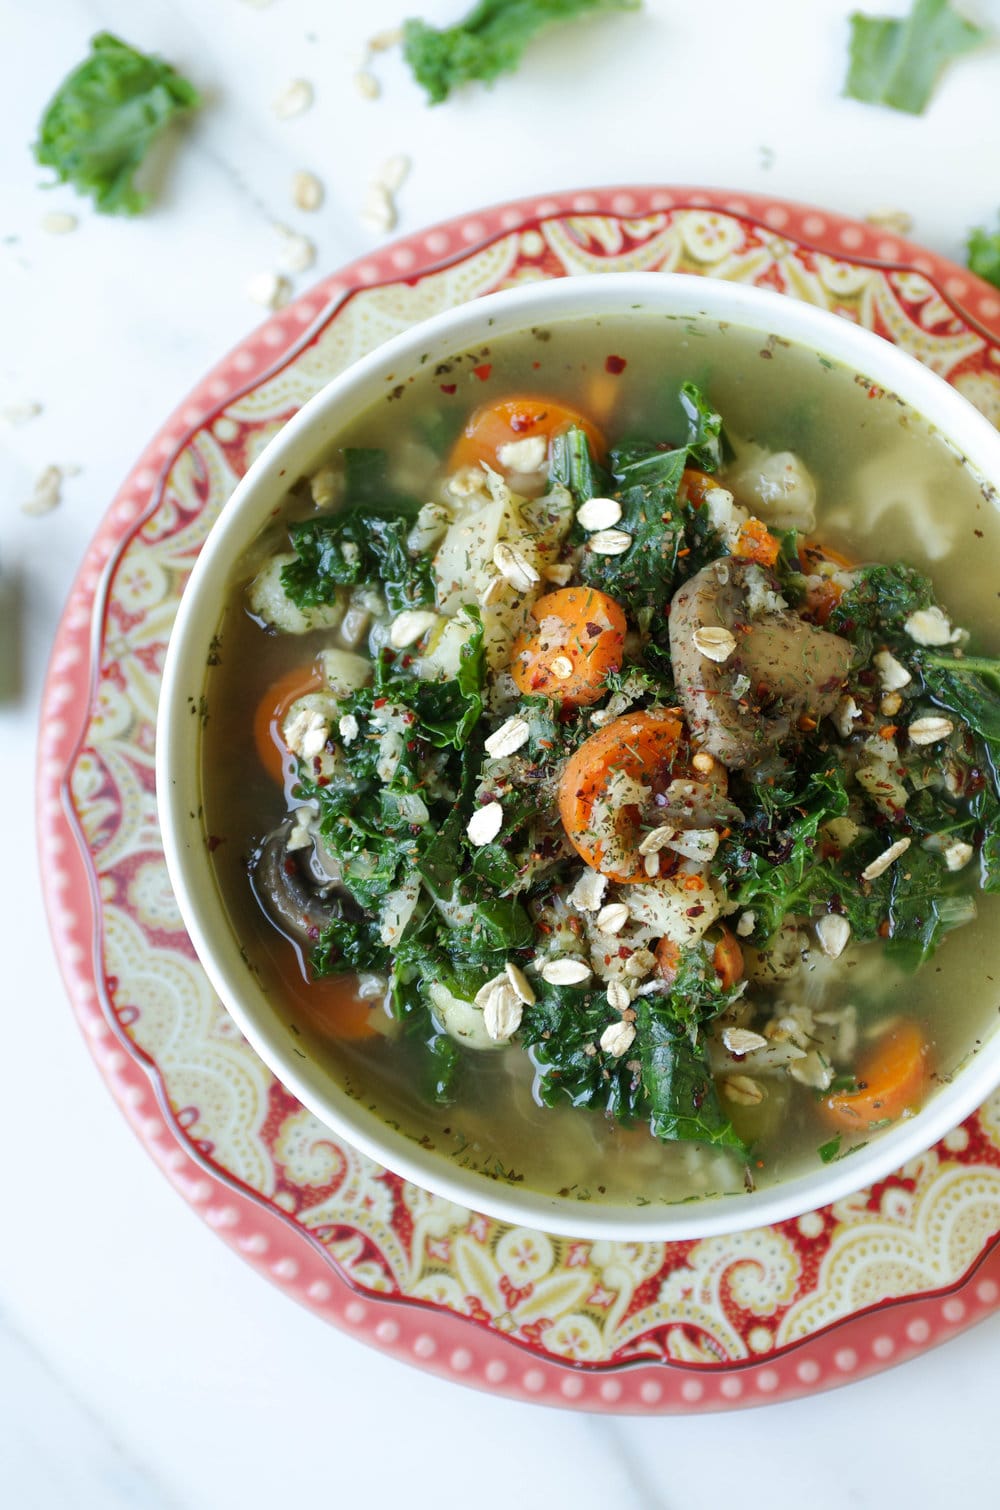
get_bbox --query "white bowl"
[157,271,1000,1238]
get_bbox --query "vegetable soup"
[201,313,1000,1208]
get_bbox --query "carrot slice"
[712,926,745,989]
[253,664,325,786]
[801,539,856,626]
[511,587,627,707]
[280,960,382,1041]
[679,468,719,507]
[822,1020,929,1131]
[654,936,682,983]
[733,516,781,568]
[449,394,606,477]
[557,709,686,883]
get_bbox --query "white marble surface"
[3,0,1000,1504]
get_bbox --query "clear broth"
[202,312,1000,1208]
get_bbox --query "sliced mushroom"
[250,816,362,947]
[668,559,851,769]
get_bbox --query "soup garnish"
[210,353,1000,1196]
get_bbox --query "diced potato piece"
[428,982,503,1051]
[414,610,479,681]
[624,878,723,948]
[317,648,373,697]
[248,553,346,634]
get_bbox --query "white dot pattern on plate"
[308,1281,331,1302]
[872,1336,895,1360]
[523,1369,546,1393]
[756,1369,780,1393]
[681,1379,703,1403]
[344,1301,366,1325]
[942,1298,966,1324]
[835,1348,858,1372]
[977,1279,999,1305]
[450,1348,473,1372]
[413,1335,436,1359]
[719,1377,743,1400]
[484,1359,506,1383]
[797,1360,821,1384]
[600,1379,622,1402]
[907,1318,931,1344]
[560,1374,584,1399]
[375,1319,400,1343]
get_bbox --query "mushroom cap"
[668,558,852,769]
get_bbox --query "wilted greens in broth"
[202,314,1000,1208]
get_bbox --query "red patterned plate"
[38,187,1000,1413]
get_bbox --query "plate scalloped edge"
[37,185,1000,1414]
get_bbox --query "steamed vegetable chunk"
[202,329,1000,1207]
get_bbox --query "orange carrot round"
[253,664,325,786]
[679,468,719,506]
[732,516,782,568]
[281,963,382,1041]
[511,587,627,707]
[449,394,606,477]
[801,539,856,626]
[558,709,686,883]
[822,1020,930,1131]
[711,926,745,989]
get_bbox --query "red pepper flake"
[510,406,546,432]
[677,547,690,558]
[373,697,387,709]
[472,363,492,382]
[605,354,627,374]
[879,724,898,739]
[206,834,224,852]
[439,382,457,395]
[798,714,818,732]
[682,875,705,892]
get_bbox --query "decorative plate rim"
[37,184,1000,1415]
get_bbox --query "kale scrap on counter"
[34,32,200,215]
[403,0,641,104]
[844,0,987,115]
[968,217,1000,291]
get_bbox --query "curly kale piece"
[844,0,986,116]
[34,32,200,215]
[403,0,641,104]
[968,218,1000,290]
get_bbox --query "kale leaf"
[844,0,986,115]
[371,609,486,750]
[521,981,648,1124]
[827,562,934,655]
[916,652,1000,749]
[968,217,1000,290]
[581,381,722,619]
[402,0,641,105]
[281,455,427,612]
[521,948,746,1154]
[635,997,747,1153]
[549,425,609,505]
[312,914,390,976]
[34,32,200,215]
